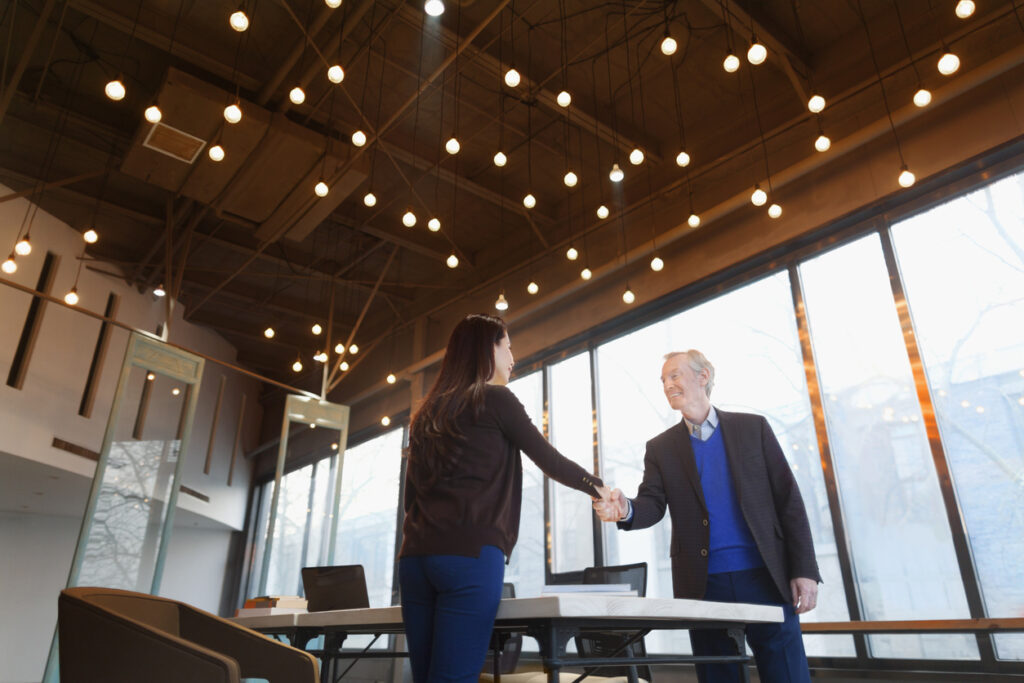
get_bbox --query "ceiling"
[1,0,1020,397]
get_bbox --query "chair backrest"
[577,563,651,682]
[483,582,522,676]
[301,565,370,611]
[582,561,647,597]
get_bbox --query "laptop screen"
[300,565,370,612]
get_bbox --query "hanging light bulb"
[609,163,624,182]
[493,151,507,167]
[913,88,932,107]
[2,254,16,274]
[387,372,397,384]
[289,86,306,104]
[15,236,31,256]
[688,213,701,228]
[445,136,460,154]
[596,205,610,219]
[229,9,249,32]
[504,67,521,87]
[446,253,459,268]
[522,193,536,209]
[527,281,539,295]
[675,151,691,167]
[622,288,636,304]
[363,191,377,207]
[566,246,579,261]
[327,65,345,83]
[402,210,417,227]
[768,203,782,218]
[144,105,162,123]
[83,229,99,243]
[314,350,328,363]
[334,342,345,353]
[172,387,181,396]
[224,102,242,123]
[580,267,592,280]
[629,148,645,165]
[650,256,664,272]
[747,38,767,65]
[146,372,156,381]
[292,358,303,372]
[937,51,960,75]
[381,415,391,426]
[348,343,359,354]
[64,287,79,305]
[314,181,329,197]
[325,0,342,7]
[208,144,225,162]
[563,171,578,187]
[264,327,275,338]
[750,185,768,206]
[424,0,445,16]
[153,283,166,297]
[351,130,367,147]
[898,165,916,188]
[339,360,350,371]
[723,52,741,73]
[312,323,323,335]
[955,0,975,19]
[660,34,677,56]
[494,293,509,311]
[807,94,826,113]
[104,79,126,101]
[427,217,441,232]
[814,134,832,152]
[556,90,571,107]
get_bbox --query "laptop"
[300,565,370,612]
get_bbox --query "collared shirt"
[622,406,719,522]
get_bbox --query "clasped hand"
[592,486,628,523]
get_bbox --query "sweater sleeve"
[490,386,603,497]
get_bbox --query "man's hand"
[790,577,818,614]
[593,487,628,522]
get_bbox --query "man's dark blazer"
[618,408,821,602]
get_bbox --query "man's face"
[660,355,708,414]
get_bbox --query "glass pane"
[263,459,313,597]
[246,483,273,600]
[597,271,852,656]
[800,234,977,660]
[891,172,1024,660]
[548,353,596,573]
[305,457,334,567]
[506,372,546,599]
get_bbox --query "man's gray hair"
[664,350,715,397]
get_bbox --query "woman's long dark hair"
[408,314,507,483]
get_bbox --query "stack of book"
[234,595,308,617]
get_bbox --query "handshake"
[592,486,629,523]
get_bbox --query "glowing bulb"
[898,166,916,187]
[264,327,275,338]
[153,284,166,297]
[402,210,417,227]
[229,10,249,31]
[146,373,155,381]
[292,359,303,372]
[747,40,767,65]
[563,171,578,187]
[723,53,740,72]
[494,293,509,311]
[629,148,644,165]
[751,186,767,206]
[1,256,15,274]
[566,246,579,261]
[527,281,539,295]
[660,35,677,56]
[427,217,441,232]
[446,253,459,268]
[351,130,367,146]
[596,205,609,219]
[334,343,344,353]
[224,103,242,123]
[622,288,635,304]
[650,256,664,272]
[64,288,79,305]
[445,137,460,154]
[327,65,345,83]
[144,105,162,123]
[609,163,624,182]
[913,88,932,107]
[325,0,342,8]
[15,237,31,256]
[348,343,359,354]
[504,67,521,87]
[768,203,782,218]
[314,350,328,363]
[339,360,349,371]
[363,192,377,207]
[493,151,507,167]
[580,267,592,280]
[387,373,397,384]
[556,90,571,107]
[814,134,831,152]
[675,151,690,167]
[381,416,391,426]
[688,213,701,228]
[807,94,826,113]
[83,229,98,243]
[172,387,181,396]
[104,79,125,101]
[312,323,323,335]
[289,86,306,104]
[208,144,225,161]
[314,181,329,197]
[425,0,445,16]
[955,0,975,18]
[938,52,960,75]
[523,193,536,209]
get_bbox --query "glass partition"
[506,371,546,599]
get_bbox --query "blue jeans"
[690,567,811,683]
[399,546,505,683]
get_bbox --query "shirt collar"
[682,406,718,439]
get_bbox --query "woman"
[399,314,608,683]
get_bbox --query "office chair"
[481,582,523,681]
[574,562,651,683]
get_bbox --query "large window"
[506,372,546,599]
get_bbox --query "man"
[594,350,820,683]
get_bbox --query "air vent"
[143,122,206,164]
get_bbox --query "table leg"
[726,626,749,683]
